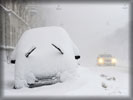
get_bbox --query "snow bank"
[12,26,80,89]
[3,63,129,97]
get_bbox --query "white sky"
[40,3,129,66]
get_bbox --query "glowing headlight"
[112,58,117,64]
[98,58,104,64]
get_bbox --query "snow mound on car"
[12,26,80,89]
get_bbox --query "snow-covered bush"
[11,26,80,89]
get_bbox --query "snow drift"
[10,26,80,89]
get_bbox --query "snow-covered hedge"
[11,26,80,89]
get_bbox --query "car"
[97,54,117,66]
[10,26,80,89]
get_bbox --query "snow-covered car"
[97,54,117,66]
[10,26,80,89]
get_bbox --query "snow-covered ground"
[3,61,129,97]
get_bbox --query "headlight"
[111,58,117,64]
[98,58,104,64]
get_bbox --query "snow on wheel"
[10,26,80,89]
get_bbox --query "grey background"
[40,2,129,66]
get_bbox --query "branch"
[0,4,30,29]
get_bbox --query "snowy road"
[3,61,129,97]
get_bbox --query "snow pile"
[65,66,129,96]
[11,26,80,89]
[3,62,129,97]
